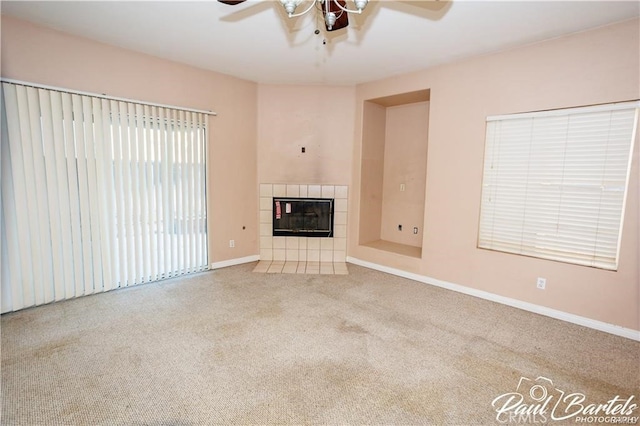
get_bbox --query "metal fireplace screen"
[272,197,334,237]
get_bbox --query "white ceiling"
[2,1,639,85]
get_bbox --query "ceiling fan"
[218,0,438,32]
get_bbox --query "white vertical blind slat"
[193,114,201,270]
[49,91,77,299]
[16,86,41,307]
[174,111,182,272]
[138,104,151,283]
[143,105,158,281]
[150,106,161,281]
[168,109,178,275]
[192,113,200,271]
[128,103,142,283]
[194,113,203,270]
[122,102,137,286]
[0,94,9,310]
[11,87,42,306]
[187,112,196,273]
[181,110,191,273]
[94,98,115,292]
[0,204,14,312]
[71,94,95,296]
[198,114,209,268]
[38,89,66,301]
[61,93,83,298]
[160,107,172,277]
[83,95,104,294]
[0,84,23,312]
[112,100,128,288]
[26,87,53,304]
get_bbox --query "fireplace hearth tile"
[320,263,334,274]
[267,261,285,273]
[253,260,271,273]
[282,261,299,274]
[253,261,348,275]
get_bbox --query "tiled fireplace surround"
[255,183,348,274]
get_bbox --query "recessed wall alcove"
[358,89,430,258]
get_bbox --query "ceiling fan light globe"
[354,0,368,12]
[280,0,300,16]
[325,11,336,29]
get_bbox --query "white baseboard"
[210,255,260,270]
[346,256,640,341]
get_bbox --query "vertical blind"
[1,82,209,313]
[478,101,638,270]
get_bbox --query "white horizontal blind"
[1,82,209,313]
[478,101,638,270]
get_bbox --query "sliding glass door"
[1,82,209,313]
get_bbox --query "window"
[478,101,638,270]
[1,81,209,312]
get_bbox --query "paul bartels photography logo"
[491,376,638,424]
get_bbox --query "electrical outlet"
[536,277,546,289]
[413,227,418,234]
[400,183,406,192]
[398,224,402,231]
[229,240,235,248]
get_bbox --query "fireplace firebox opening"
[273,197,334,237]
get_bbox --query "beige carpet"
[2,263,638,425]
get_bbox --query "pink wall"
[257,84,354,185]
[350,18,640,331]
[380,102,429,247]
[359,101,386,244]
[1,16,259,263]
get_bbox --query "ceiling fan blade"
[322,0,349,32]
[218,0,247,5]
[218,0,273,22]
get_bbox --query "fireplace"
[259,184,348,263]
[272,198,334,237]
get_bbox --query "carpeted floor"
[2,262,639,425]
